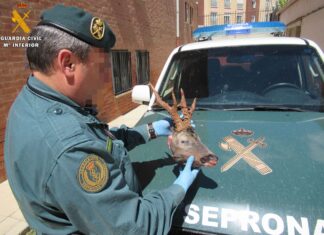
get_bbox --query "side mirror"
[132,85,151,104]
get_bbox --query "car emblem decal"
[220,135,272,175]
[232,128,254,136]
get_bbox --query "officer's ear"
[57,49,76,77]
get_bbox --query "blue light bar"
[225,23,252,35]
[193,21,286,41]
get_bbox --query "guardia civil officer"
[4,5,199,235]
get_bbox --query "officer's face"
[76,48,111,103]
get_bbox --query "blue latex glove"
[152,119,172,136]
[152,115,195,137]
[173,156,200,192]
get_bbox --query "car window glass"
[159,45,324,112]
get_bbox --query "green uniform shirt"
[4,75,185,234]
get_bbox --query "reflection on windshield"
[159,45,324,111]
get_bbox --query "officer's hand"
[173,156,200,192]
[152,115,195,137]
[152,119,172,136]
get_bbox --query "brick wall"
[0,0,198,182]
[245,0,260,22]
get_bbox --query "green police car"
[130,22,324,235]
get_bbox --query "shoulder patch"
[78,155,109,193]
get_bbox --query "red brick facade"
[0,0,198,182]
[245,0,260,22]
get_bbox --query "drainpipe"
[176,0,180,46]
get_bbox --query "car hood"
[130,110,324,235]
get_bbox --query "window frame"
[224,14,231,24]
[224,0,231,9]
[111,50,133,95]
[211,12,218,25]
[135,50,150,85]
[236,14,243,23]
[211,0,217,8]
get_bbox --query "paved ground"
[0,105,147,234]
[0,181,29,235]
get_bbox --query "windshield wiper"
[153,105,309,112]
[254,106,305,112]
[151,105,214,111]
[225,105,305,112]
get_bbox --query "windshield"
[158,45,324,111]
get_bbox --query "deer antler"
[179,88,197,130]
[149,84,196,132]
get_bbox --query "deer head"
[150,84,218,168]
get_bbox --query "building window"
[224,0,231,8]
[224,14,230,24]
[211,0,217,8]
[287,26,301,37]
[185,2,190,23]
[111,50,132,95]
[211,12,217,25]
[237,14,243,23]
[251,15,256,22]
[252,0,256,9]
[185,2,193,24]
[237,0,243,9]
[190,6,193,24]
[136,50,150,85]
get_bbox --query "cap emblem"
[90,17,105,40]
